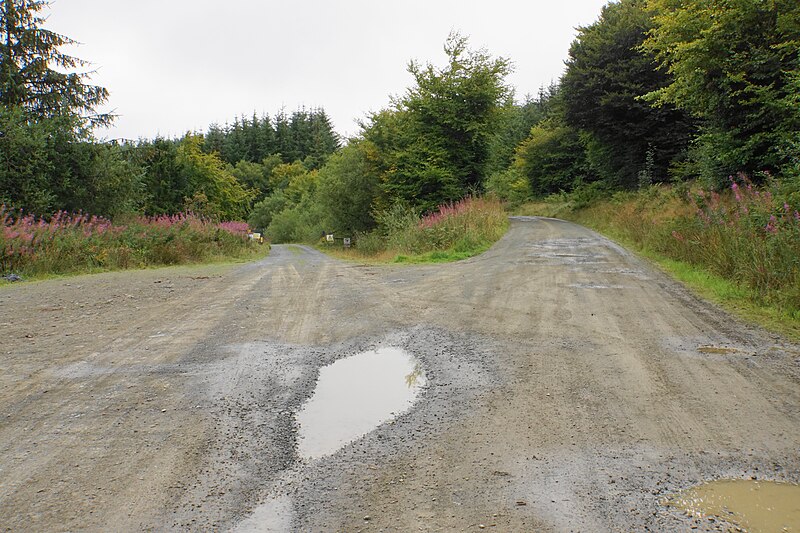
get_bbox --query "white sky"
[45,0,609,141]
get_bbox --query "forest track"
[1,217,798,532]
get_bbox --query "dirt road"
[1,216,798,532]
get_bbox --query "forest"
[1,0,799,315]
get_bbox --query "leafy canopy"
[643,0,800,177]
[561,0,694,187]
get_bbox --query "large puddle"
[667,479,800,532]
[295,347,425,460]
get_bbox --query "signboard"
[326,233,334,242]
[343,237,351,248]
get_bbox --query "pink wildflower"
[765,215,778,234]
[731,182,742,202]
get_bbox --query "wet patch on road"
[295,347,426,460]
[567,283,627,290]
[666,479,800,532]
[697,345,739,355]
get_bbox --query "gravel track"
[1,216,798,532]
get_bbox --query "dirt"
[1,217,799,532]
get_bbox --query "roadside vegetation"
[322,196,508,263]
[1,0,798,322]
[515,176,800,338]
[0,208,263,279]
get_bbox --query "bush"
[0,208,259,277]
[567,177,800,315]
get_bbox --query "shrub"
[567,177,800,315]
[0,207,259,277]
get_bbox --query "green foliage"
[0,105,53,211]
[644,0,800,178]
[402,34,511,190]
[266,195,324,243]
[246,158,323,242]
[561,0,695,188]
[315,141,382,234]
[230,159,272,201]
[0,0,144,217]
[0,107,144,216]
[126,137,187,215]
[404,33,513,190]
[362,33,512,212]
[484,167,532,206]
[513,118,589,196]
[485,87,555,176]
[0,0,111,127]
[247,192,288,231]
[268,161,308,192]
[202,108,339,168]
[175,135,255,220]
[0,209,260,277]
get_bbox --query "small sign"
[326,233,334,242]
[343,237,351,248]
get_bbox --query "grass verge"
[1,209,266,281]
[515,182,800,341]
[320,196,509,265]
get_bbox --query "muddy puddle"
[295,347,425,460]
[698,345,739,355]
[667,479,800,532]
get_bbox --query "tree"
[643,0,800,180]
[0,105,52,211]
[561,0,695,187]
[0,0,110,127]
[126,137,186,215]
[315,141,381,234]
[514,118,589,196]
[176,135,255,220]
[362,33,512,212]
[403,33,512,192]
[485,87,555,177]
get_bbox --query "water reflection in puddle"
[667,479,800,532]
[296,347,425,460]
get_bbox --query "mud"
[668,479,800,532]
[1,218,799,532]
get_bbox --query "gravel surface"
[1,217,798,532]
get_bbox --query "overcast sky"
[46,0,609,141]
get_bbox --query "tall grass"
[0,207,261,277]
[562,177,800,317]
[336,196,509,263]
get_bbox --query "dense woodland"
[1,0,799,242]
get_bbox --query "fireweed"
[567,176,800,315]
[0,207,259,276]
[384,196,508,256]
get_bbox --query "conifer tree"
[0,0,111,127]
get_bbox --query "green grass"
[391,244,492,264]
[516,183,800,341]
[1,209,266,280]
[643,249,800,341]
[319,196,509,265]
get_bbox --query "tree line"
[2,0,798,240]
[489,0,799,201]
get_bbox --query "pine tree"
[0,0,111,127]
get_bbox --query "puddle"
[698,345,738,355]
[296,347,425,460]
[567,283,626,289]
[232,494,292,533]
[667,479,800,532]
